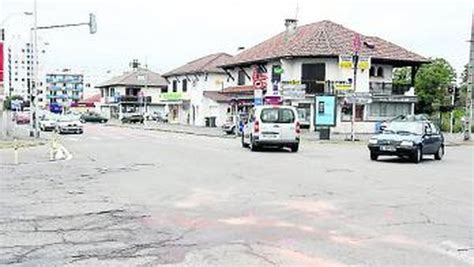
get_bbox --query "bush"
[3,95,24,110]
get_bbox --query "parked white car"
[242,105,300,152]
[55,116,83,134]
[39,114,59,131]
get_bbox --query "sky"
[2,0,473,81]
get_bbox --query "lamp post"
[29,0,97,138]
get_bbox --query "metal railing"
[369,82,411,95]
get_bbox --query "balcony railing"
[369,82,412,95]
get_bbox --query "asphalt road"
[1,124,473,266]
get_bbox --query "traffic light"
[453,86,461,107]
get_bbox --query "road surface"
[0,124,472,266]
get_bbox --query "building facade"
[45,71,84,109]
[162,53,233,126]
[4,34,48,104]
[97,61,168,119]
[220,19,427,134]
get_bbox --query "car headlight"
[400,140,414,147]
[369,138,378,144]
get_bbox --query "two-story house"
[220,19,429,134]
[162,53,232,126]
[96,61,168,119]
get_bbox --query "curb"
[105,124,236,139]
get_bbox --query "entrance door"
[301,63,326,94]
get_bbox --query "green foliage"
[393,67,411,85]
[414,58,456,115]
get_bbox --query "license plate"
[380,145,396,152]
[263,134,279,139]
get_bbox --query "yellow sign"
[358,56,371,70]
[333,80,353,91]
[339,55,353,69]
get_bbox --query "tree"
[393,67,411,85]
[414,58,456,114]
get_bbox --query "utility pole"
[465,13,473,141]
[350,34,361,142]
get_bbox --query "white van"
[242,105,300,152]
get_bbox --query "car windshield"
[260,108,295,123]
[384,122,423,135]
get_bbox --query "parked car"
[242,105,300,152]
[222,116,237,135]
[367,115,444,163]
[13,112,30,125]
[145,112,168,122]
[80,112,108,123]
[55,116,83,134]
[121,114,144,124]
[39,114,58,131]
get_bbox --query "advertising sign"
[357,56,371,70]
[338,55,353,69]
[333,80,353,91]
[314,95,337,127]
[161,92,183,101]
[252,66,268,90]
[254,89,263,106]
[345,92,373,104]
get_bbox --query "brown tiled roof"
[97,68,168,88]
[203,91,231,102]
[222,20,428,67]
[221,85,255,94]
[163,53,233,77]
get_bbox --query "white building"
[162,53,233,126]
[96,61,169,119]
[220,19,428,134]
[4,34,49,106]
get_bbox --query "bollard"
[13,138,19,165]
[50,131,58,161]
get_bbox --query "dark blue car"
[368,116,444,163]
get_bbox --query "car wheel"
[249,136,259,152]
[434,145,444,160]
[290,143,299,153]
[412,146,422,163]
[241,135,249,148]
[101,119,106,123]
[370,152,378,161]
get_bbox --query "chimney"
[284,18,298,35]
[130,59,140,71]
[237,46,245,53]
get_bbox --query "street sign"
[280,83,306,100]
[338,55,353,69]
[353,34,362,53]
[254,97,263,106]
[345,92,373,104]
[357,56,371,70]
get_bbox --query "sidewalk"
[106,121,474,146]
[0,143,51,166]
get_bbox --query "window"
[369,66,376,77]
[182,79,188,92]
[21,78,25,82]
[238,70,246,86]
[301,63,326,94]
[100,89,104,97]
[110,88,115,96]
[341,104,365,121]
[368,103,411,119]
[260,108,295,123]
[162,86,168,93]
[377,67,384,77]
[172,80,178,92]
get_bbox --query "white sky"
[2,0,473,80]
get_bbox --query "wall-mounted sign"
[315,95,337,127]
[338,55,353,69]
[357,56,371,70]
[280,83,306,100]
[254,89,263,106]
[333,80,353,91]
[161,92,183,101]
[344,92,373,104]
[273,66,284,75]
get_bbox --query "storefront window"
[368,102,411,119]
